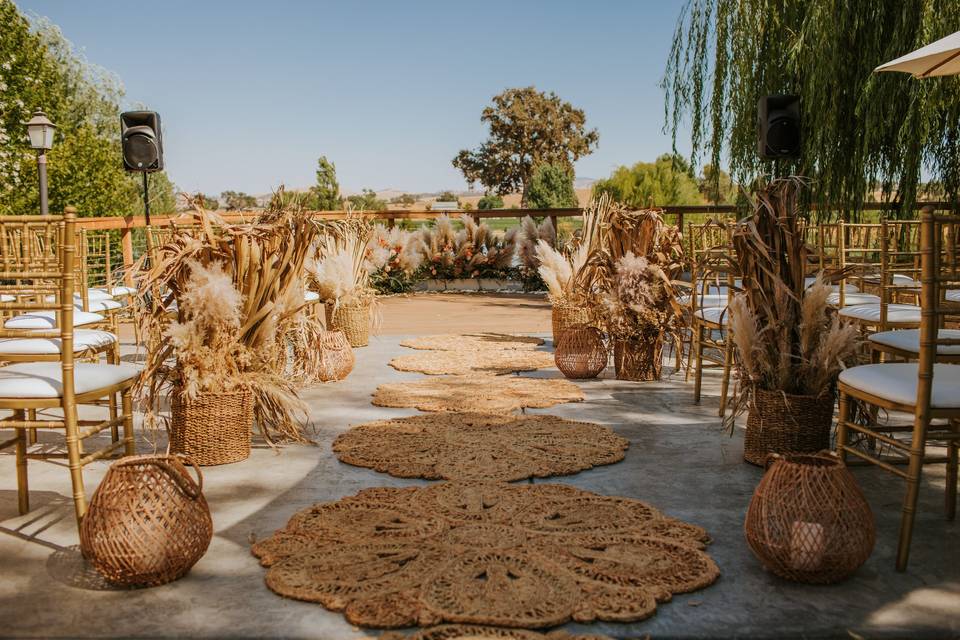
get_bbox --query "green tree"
[391,193,416,206]
[435,191,460,205]
[525,163,578,209]
[477,193,505,210]
[347,188,386,210]
[452,86,599,205]
[592,155,703,208]
[221,191,258,210]
[698,164,737,205]
[312,155,340,210]
[664,0,960,217]
[199,194,220,210]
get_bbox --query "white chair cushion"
[0,294,14,303]
[304,290,320,302]
[109,286,136,297]
[805,276,858,292]
[5,310,105,330]
[868,329,960,356]
[0,362,140,398]
[679,293,728,308]
[826,292,881,307]
[0,330,117,356]
[947,290,960,303]
[694,306,728,326]
[838,303,921,325]
[77,299,123,313]
[839,363,960,409]
[695,280,741,294]
[861,273,921,287]
[86,288,115,301]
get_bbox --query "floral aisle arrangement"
[417,214,516,281]
[725,178,859,465]
[365,225,425,294]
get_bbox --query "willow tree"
[663,0,960,218]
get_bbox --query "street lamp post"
[25,110,56,215]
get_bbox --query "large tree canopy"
[453,87,598,205]
[526,163,578,209]
[592,154,703,208]
[663,0,960,217]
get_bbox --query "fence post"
[121,224,134,287]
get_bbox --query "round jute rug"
[333,413,628,482]
[372,375,584,413]
[390,350,555,375]
[400,333,545,352]
[380,624,611,639]
[252,482,719,629]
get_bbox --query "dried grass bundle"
[418,214,516,279]
[516,215,557,274]
[308,216,375,305]
[536,239,588,300]
[605,251,684,342]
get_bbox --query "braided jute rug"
[253,482,719,630]
[333,413,628,482]
[372,375,584,413]
[390,350,555,375]
[380,624,611,639]
[400,333,545,352]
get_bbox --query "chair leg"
[121,388,136,457]
[63,403,87,526]
[836,390,850,463]
[27,408,37,445]
[15,411,28,515]
[693,324,704,404]
[947,418,958,522]
[897,423,928,572]
[719,331,733,417]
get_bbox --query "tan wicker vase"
[80,454,213,587]
[169,388,254,466]
[551,299,590,346]
[614,338,662,381]
[555,327,607,379]
[743,389,835,466]
[317,330,355,382]
[325,299,371,347]
[745,453,875,584]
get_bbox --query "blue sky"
[18,0,692,196]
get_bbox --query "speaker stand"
[141,172,151,227]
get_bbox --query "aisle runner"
[372,375,584,413]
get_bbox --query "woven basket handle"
[150,456,204,499]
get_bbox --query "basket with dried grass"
[536,238,591,344]
[554,325,607,379]
[725,178,859,465]
[316,330,355,382]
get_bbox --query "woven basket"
[317,330,355,382]
[80,454,213,587]
[555,326,607,379]
[613,338,662,381]
[325,299,371,347]
[170,388,254,466]
[745,452,875,583]
[743,389,835,466]
[551,299,590,346]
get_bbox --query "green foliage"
[0,2,175,216]
[698,164,738,205]
[452,86,599,204]
[477,193,505,210]
[200,194,220,210]
[436,191,460,204]
[525,163,578,209]
[347,188,387,211]
[664,0,960,217]
[391,193,416,205]
[221,191,258,210]
[312,155,340,210]
[592,154,704,207]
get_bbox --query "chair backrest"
[687,221,737,310]
[0,210,77,374]
[916,208,960,410]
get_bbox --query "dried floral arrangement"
[136,195,325,443]
[516,215,557,290]
[308,216,375,306]
[365,224,425,294]
[417,214,516,280]
[535,240,589,302]
[724,178,859,428]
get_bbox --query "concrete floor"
[1,331,958,639]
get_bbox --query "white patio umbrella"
[875,30,960,78]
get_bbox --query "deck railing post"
[121,223,134,287]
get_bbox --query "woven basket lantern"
[80,454,213,588]
[745,452,875,583]
[554,326,607,379]
[743,389,835,466]
[317,330,355,382]
[614,338,662,381]
[325,299,371,348]
[551,299,591,346]
[169,388,254,466]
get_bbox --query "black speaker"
[121,111,163,172]
[757,95,800,159]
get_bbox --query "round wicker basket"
[169,388,254,466]
[80,454,213,587]
[613,338,662,381]
[743,389,835,466]
[551,299,590,346]
[745,452,875,583]
[317,330,355,382]
[554,327,607,379]
[325,299,371,347]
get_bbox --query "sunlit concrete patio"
[0,295,957,639]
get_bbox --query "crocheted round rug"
[381,624,610,640]
[372,375,584,413]
[400,333,545,352]
[252,482,719,629]
[390,350,555,375]
[333,413,628,482]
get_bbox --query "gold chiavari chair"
[0,209,139,526]
[835,207,960,571]
[81,229,136,300]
